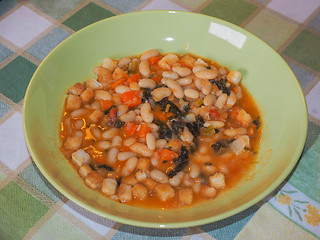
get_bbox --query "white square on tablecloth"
[306,81,320,119]
[267,0,320,23]
[0,112,30,170]
[62,201,115,236]
[0,6,52,48]
[141,0,188,11]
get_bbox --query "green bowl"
[23,10,308,228]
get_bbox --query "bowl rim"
[23,10,308,228]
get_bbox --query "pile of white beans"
[60,50,260,207]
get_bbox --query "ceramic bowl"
[23,10,308,228]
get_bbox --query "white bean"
[117,151,136,161]
[156,139,167,149]
[219,67,228,75]
[224,128,247,137]
[161,77,168,85]
[140,102,154,123]
[130,143,153,157]
[166,79,184,99]
[169,174,181,187]
[215,93,227,109]
[189,164,200,179]
[73,119,84,130]
[64,136,82,150]
[227,70,242,85]
[117,104,129,117]
[139,59,150,77]
[91,100,100,110]
[86,79,103,90]
[184,88,199,99]
[182,174,194,187]
[115,85,131,94]
[192,65,206,73]
[135,116,143,124]
[138,79,156,89]
[112,136,122,147]
[151,157,158,167]
[176,77,192,86]
[147,123,159,132]
[95,140,111,150]
[122,157,138,176]
[146,133,156,151]
[204,121,225,129]
[107,147,119,164]
[102,128,119,139]
[150,170,168,183]
[74,131,83,138]
[123,137,136,147]
[226,91,237,107]
[195,69,218,79]
[151,87,172,102]
[118,57,131,68]
[162,71,179,80]
[119,111,136,122]
[201,80,212,95]
[91,126,102,139]
[204,94,216,106]
[78,165,92,178]
[140,49,159,60]
[172,66,192,77]
[89,109,104,123]
[94,90,112,100]
[102,58,117,72]
[194,78,202,91]
[70,109,89,118]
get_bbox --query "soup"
[60,49,262,208]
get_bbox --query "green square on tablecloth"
[245,10,298,49]
[29,0,84,20]
[63,2,115,32]
[283,30,320,72]
[170,0,207,10]
[0,56,37,103]
[201,0,257,26]
[19,163,63,202]
[0,169,6,183]
[31,213,91,240]
[0,181,49,239]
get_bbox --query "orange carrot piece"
[127,73,141,84]
[158,149,178,161]
[151,75,162,83]
[124,122,139,136]
[137,124,151,138]
[99,100,112,111]
[148,56,162,65]
[121,90,141,108]
[111,78,125,89]
[154,106,167,122]
[109,108,117,121]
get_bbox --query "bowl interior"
[23,11,307,228]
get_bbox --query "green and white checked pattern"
[0,0,320,239]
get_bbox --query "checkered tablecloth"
[0,0,319,239]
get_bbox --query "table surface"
[0,0,320,239]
